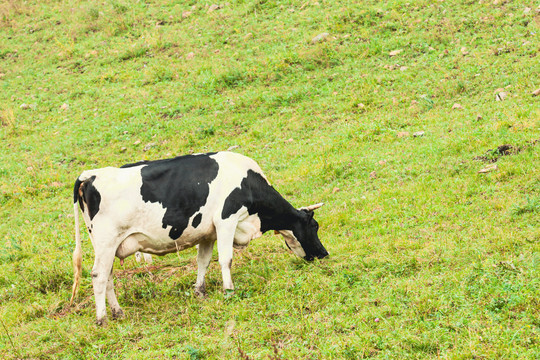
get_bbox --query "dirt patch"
[475,139,539,163]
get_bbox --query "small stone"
[357,103,365,109]
[476,114,483,120]
[397,131,410,138]
[452,103,463,110]
[20,103,30,110]
[479,164,497,173]
[369,171,377,179]
[332,187,340,194]
[182,11,192,18]
[134,140,141,145]
[311,32,330,44]
[378,160,387,166]
[399,66,408,71]
[389,49,402,56]
[208,4,221,12]
[120,147,127,153]
[460,47,469,55]
[60,103,69,110]
[143,142,156,151]
[186,52,195,59]
[413,131,425,137]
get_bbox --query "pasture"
[0,0,539,358]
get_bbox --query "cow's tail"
[70,181,83,306]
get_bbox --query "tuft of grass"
[511,196,540,216]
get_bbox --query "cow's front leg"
[91,250,116,326]
[194,240,215,297]
[106,270,124,320]
[216,222,236,294]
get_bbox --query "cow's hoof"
[111,308,125,320]
[194,286,207,298]
[96,317,107,326]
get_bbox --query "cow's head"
[278,203,328,261]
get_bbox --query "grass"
[0,0,539,358]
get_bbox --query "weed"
[511,197,540,216]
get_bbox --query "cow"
[70,151,328,325]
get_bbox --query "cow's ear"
[298,203,324,212]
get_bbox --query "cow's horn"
[300,202,324,211]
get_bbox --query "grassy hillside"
[1,0,539,358]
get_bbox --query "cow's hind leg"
[215,220,237,294]
[106,271,124,319]
[92,248,116,326]
[194,240,215,297]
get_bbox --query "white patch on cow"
[233,211,262,249]
[278,230,306,258]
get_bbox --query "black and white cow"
[70,151,328,325]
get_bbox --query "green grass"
[1,0,539,358]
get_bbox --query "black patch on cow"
[74,176,101,220]
[222,170,298,232]
[132,154,219,240]
[192,213,202,228]
[222,170,328,260]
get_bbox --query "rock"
[134,140,141,145]
[60,103,69,110]
[182,11,192,18]
[479,164,497,173]
[452,103,463,110]
[20,103,30,110]
[413,131,425,137]
[389,49,402,56]
[399,66,408,71]
[311,32,330,44]
[208,4,221,12]
[460,47,469,55]
[120,147,127,153]
[496,92,507,101]
[143,142,156,151]
[186,52,195,59]
[369,171,377,179]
